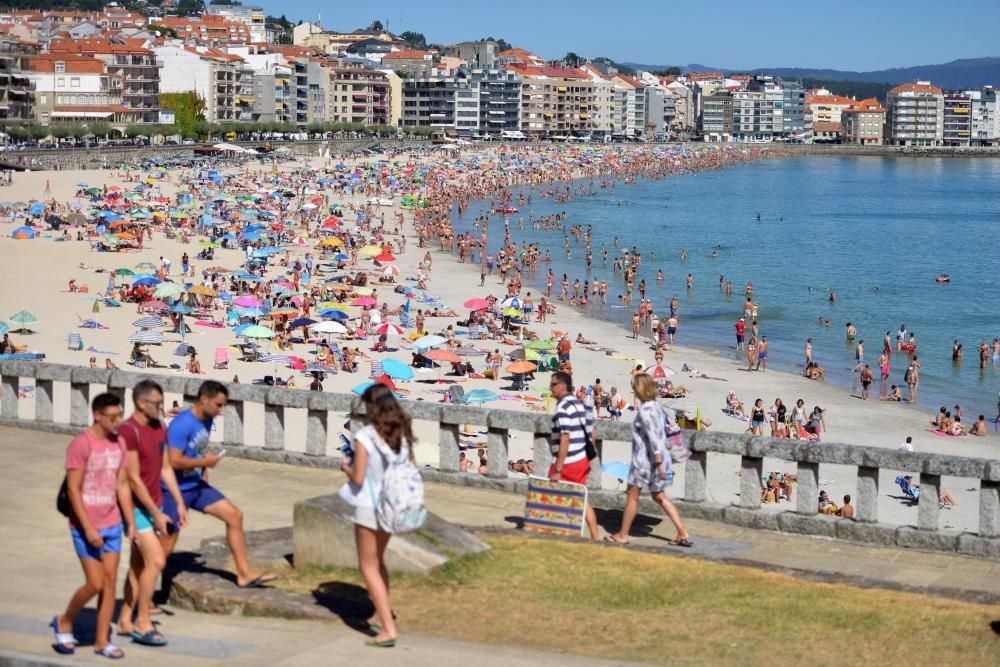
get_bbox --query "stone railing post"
[0,371,18,419]
[436,404,478,471]
[484,410,541,480]
[739,455,763,509]
[264,400,286,451]
[438,423,460,472]
[684,450,708,503]
[486,426,509,478]
[796,461,819,515]
[533,432,551,473]
[224,399,244,447]
[305,393,329,457]
[856,466,879,523]
[917,473,941,530]
[586,436,603,490]
[35,378,54,423]
[70,368,110,428]
[980,480,1000,538]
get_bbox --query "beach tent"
[11,226,36,239]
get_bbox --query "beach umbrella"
[500,307,524,318]
[463,298,490,310]
[645,364,676,378]
[376,323,404,336]
[425,349,461,364]
[11,226,36,239]
[311,321,346,334]
[524,339,556,351]
[454,347,485,357]
[373,253,396,263]
[129,330,163,344]
[114,268,134,277]
[237,306,267,318]
[382,264,400,276]
[132,276,160,287]
[188,285,217,297]
[380,358,414,380]
[270,307,298,317]
[506,360,537,374]
[8,310,37,332]
[318,238,344,248]
[358,245,380,256]
[320,309,350,320]
[464,389,499,404]
[135,262,157,272]
[500,296,523,310]
[169,302,194,315]
[602,461,631,481]
[413,334,446,351]
[0,321,8,336]
[304,364,330,374]
[289,317,317,329]
[154,283,184,299]
[352,381,375,396]
[233,295,262,308]
[240,325,275,339]
[132,316,166,329]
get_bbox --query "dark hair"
[551,371,573,391]
[91,392,122,414]
[361,384,412,453]
[132,379,163,403]
[843,494,851,504]
[197,380,229,399]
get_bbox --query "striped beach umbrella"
[132,316,166,329]
[129,330,164,344]
[376,322,404,336]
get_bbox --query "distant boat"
[935,274,950,283]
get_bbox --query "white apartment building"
[886,81,944,146]
[154,42,247,123]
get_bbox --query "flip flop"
[130,629,168,647]
[94,644,125,660]
[237,573,278,589]
[50,615,76,655]
[667,538,694,548]
[366,639,397,648]
[603,535,629,545]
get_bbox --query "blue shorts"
[70,524,122,560]
[131,505,162,533]
[162,480,226,527]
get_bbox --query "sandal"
[667,538,694,548]
[366,638,396,648]
[94,644,125,660]
[131,629,168,647]
[50,615,76,655]
[603,534,629,545]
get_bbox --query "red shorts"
[549,458,590,485]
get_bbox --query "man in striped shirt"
[549,371,599,539]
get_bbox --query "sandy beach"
[0,147,994,533]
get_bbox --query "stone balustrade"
[2,361,997,559]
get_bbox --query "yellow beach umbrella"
[358,245,380,256]
[318,238,343,248]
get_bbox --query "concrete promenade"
[1,425,997,665]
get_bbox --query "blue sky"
[256,0,1000,71]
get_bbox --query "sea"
[452,154,1000,421]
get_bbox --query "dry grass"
[278,534,1000,665]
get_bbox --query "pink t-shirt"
[65,430,125,530]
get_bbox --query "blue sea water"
[453,155,1000,420]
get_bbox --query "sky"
[255,0,1000,72]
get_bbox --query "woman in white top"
[339,384,412,648]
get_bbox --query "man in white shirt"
[899,436,914,452]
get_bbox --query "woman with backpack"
[604,373,692,547]
[339,384,423,648]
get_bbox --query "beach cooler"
[523,477,589,537]
[66,332,83,351]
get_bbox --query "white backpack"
[369,438,427,534]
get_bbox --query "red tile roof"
[382,49,430,60]
[848,97,885,113]
[27,53,106,73]
[812,121,843,132]
[805,94,855,107]
[890,82,942,95]
[505,64,587,79]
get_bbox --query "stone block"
[807,441,865,466]
[723,507,779,531]
[70,366,110,384]
[293,493,489,575]
[691,430,747,455]
[264,387,308,409]
[593,420,630,442]
[439,404,485,425]
[956,534,1000,560]
[746,435,797,460]
[776,512,839,538]
[0,359,41,378]
[106,369,136,390]
[487,409,546,432]
[834,520,897,547]
[151,375,188,394]
[226,382,267,403]
[402,401,442,422]
[674,501,727,523]
[986,461,1000,483]
[35,363,73,381]
[895,526,959,553]
[921,453,986,478]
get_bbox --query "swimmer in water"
[829,289,837,303]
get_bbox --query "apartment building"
[780,79,805,140]
[942,92,972,146]
[158,15,252,46]
[328,66,390,126]
[291,58,329,125]
[51,37,160,123]
[841,97,884,145]
[251,64,292,124]
[401,70,468,129]
[26,53,140,125]
[205,4,266,43]
[381,49,433,78]
[470,68,521,137]
[968,87,999,146]
[511,65,595,137]
[700,91,734,141]
[805,92,854,125]
[885,81,944,146]
[454,40,498,69]
[154,43,247,123]
[613,75,645,138]
[0,36,37,125]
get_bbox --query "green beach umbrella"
[114,268,134,276]
[0,321,8,336]
[135,262,157,272]
[153,283,184,299]
[524,339,556,350]
[240,325,275,339]
[501,307,524,318]
[9,310,37,332]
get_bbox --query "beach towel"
[523,477,588,537]
[195,320,224,328]
[926,428,959,437]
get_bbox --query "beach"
[0,145,994,533]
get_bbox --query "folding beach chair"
[66,332,83,351]
[523,477,589,537]
[370,360,383,380]
[214,347,229,369]
[895,475,920,501]
[448,384,469,405]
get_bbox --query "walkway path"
[0,425,996,665]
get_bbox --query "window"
[57,77,65,87]
[70,77,80,88]
[55,62,65,73]
[39,94,47,105]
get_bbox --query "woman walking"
[338,385,412,648]
[750,399,766,436]
[605,374,691,547]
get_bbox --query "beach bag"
[904,367,913,383]
[56,476,72,518]
[661,404,691,463]
[370,440,426,534]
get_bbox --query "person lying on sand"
[576,333,596,344]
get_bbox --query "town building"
[25,53,139,126]
[700,91,733,141]
[327,65,391,126]
[453,40,498,69]
[380,49,433,78]
[841,97,884,145]
[942,92,972,146]
[780,79,805,140]
[154,43,249,123]
[204,4,266,44]
[885,81,944,146]
[0,36,37,125]
[968,87,999,146]
[804,92,855,125]
[511,65,594,138]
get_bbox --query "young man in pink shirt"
[52,393,135,659]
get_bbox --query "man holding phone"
[116,380,186,646]
[161,380,276,588]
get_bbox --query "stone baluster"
[438,423,460,472]
[70,368,111,428]
[980,480,1000,538]
[35,377,54,424]
[856,466,880,523]
[917,473,941,530]
[533,432,551,473]
[586,436,603,490]
[224,400,244,447]
[684,445,708,503]
[795,461,819,515]
[264,400,286,451]
[739,455,763,509]
[0,370,18,420]
[305,395,329,457]
[486,426,509,478]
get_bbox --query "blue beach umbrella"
[320,309,350,320]
[380,358,414,380]
[352,382,374,396]
[602,461,631,480]
[464,389,499,404]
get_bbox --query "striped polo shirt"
[550,394,593,464]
